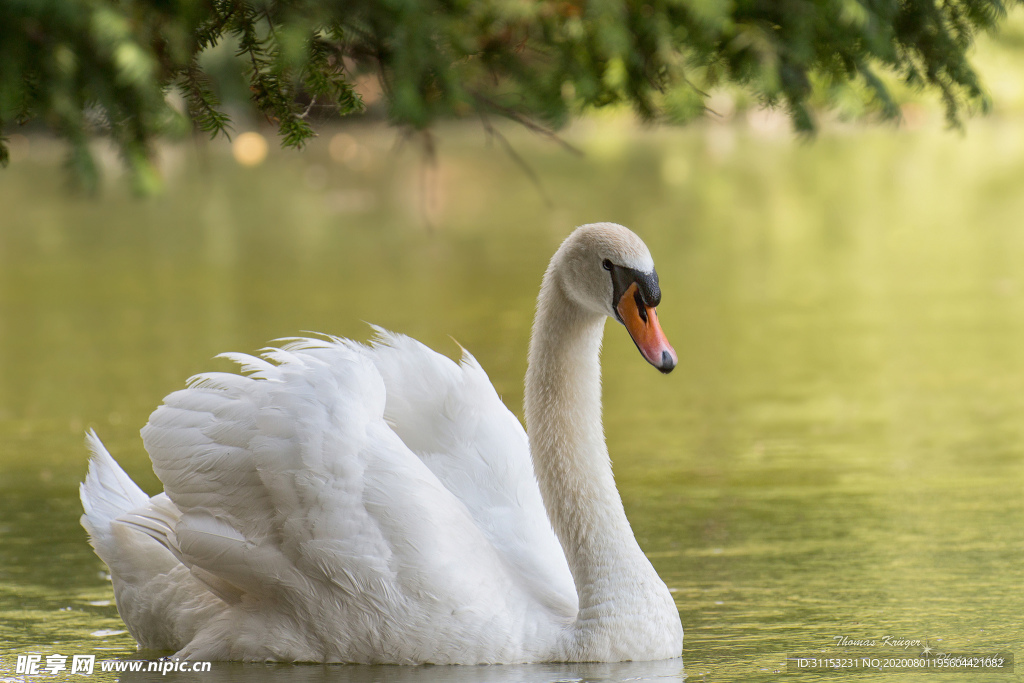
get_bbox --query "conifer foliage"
[0,0,1012,188]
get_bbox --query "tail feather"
[79,430,228,652]
[80,430,150,548]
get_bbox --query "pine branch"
[178,61,233,139]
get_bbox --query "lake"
[1,115,1022,682]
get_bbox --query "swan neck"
[524,271,641,601]
[524,261,682,659]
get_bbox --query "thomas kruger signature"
[832,635,928,651]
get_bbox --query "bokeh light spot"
[233,132,269,167]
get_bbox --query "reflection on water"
[2,119,1024,682]
[119,659,683,683]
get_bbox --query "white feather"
[79,223,683,664]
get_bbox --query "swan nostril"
[634,290,648,324]
[658,351,676,374]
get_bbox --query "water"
[1,118,1023,682]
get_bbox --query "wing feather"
[140,334,570,654]
[356,329,578,618]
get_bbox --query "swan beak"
[616,282,678,374]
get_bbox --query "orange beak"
[616,282,677,374]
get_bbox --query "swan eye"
[602,259,613,271]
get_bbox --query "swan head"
[554,222,678,374]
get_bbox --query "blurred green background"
[3,11,1024,683]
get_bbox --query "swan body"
[81,222,683,663]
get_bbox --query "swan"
[80,222,683,663]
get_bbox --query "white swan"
[80,222,683,663]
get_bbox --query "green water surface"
[1,119,1022,682]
